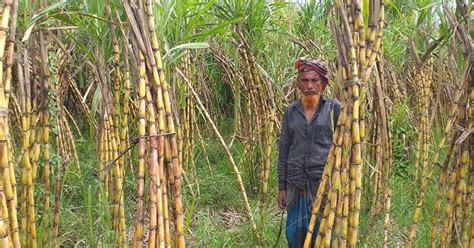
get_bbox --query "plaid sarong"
[286,181,322,248]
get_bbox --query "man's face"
[297,70,324,96]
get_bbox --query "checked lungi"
[286,181,324,248]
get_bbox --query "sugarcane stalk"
[161,152,171,247]
[465,66,473,247]
[145,80,165,248]
[454,147,469,245]
[470,192,474,247]
[52,118,69,248]
[0,189,9,247]
[120,32,132,184]
[104,6,127,245]
[133,52,147,247]
[0,1,18,247]
[323,172,341,247]
[259,112,274,224]
[2,1,17,243]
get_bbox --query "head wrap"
[295,58,329,83]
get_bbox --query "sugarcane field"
[0,0,473,247]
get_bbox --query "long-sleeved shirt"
[278,96,341,191]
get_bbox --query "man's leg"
[286,186,307,248]
[286,190,321,247]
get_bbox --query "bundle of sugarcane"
[229,26,279,230]
[206,24,279,238]
[121,0,186,246]
[13,8,85,247]
[414,4,473,247]
[303,0,385,247]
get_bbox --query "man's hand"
[278,191,287,210]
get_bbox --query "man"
[278,58,341,248]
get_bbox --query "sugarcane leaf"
[416,2,437,27]
[437,9,450,40]
[416,9,427,27]
[386,0,402,17]
[158,0,177,32]
[184,200,197,234]
[163,42,210,60]
[23,0,69,33]
[21,23,36,42]
[186,16,243,41]
[91,85,102,121]
[65,31,94,60]
[184,0,216,36]
[50,13,79,26]
[363,0,369,30]
[214,3,233,20]
[33,1,69,22]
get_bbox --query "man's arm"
[278,107,292,191]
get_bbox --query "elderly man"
[277,58,341,247]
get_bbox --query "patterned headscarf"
[295,58,329,83]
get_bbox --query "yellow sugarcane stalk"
[0,2,18,247]
[133,52,147,247]
[0,190,10,247]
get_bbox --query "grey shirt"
[278,96,341,191]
